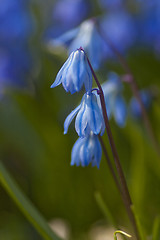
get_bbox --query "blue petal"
[75,95,88,137]
[113,95,127,127]
[79,136,91,166]
[71,137,84,166]
[86,93,104,135]
[64,104,81,134]
[51,51,74,88]
[91,135,102,168]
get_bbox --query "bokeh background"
[0,0,160,239]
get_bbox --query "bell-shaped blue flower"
[51,49,92,94]
[100,72,127,127]
[64,92,105,137]
[129,90,152,118]
[71,132,102,168]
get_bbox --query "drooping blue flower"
[71,132,102,168]
[100,72,127,127]
[51,49,92,94]
[99,10,136,53]
[64,92,105,137]
[129,90,152,119]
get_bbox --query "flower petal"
[51,51,74,89]
[64,104,81,134]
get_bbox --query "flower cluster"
[51,48,104,167]
[51,48,153,167]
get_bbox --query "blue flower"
[0,0,34,46]
[137,11,160,54]
[49,19,111,70]
[0,0,34,94]
[64,92,105,137]
[71,132,102,168]
[51,49,92,94]
[0,46,32,92]
[101,72,127,127]
[130,90,152,118]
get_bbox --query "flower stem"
[98,30,160,156]
[87,55,140,240]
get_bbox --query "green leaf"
[131,205,146,240]
[152,216,160,240]
[0,161,62,240]
[94,192,117,227]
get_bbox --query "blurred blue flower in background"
[130,90,152,119]
[71,132,102,168]
[64,92,105,137]
[0,0,34,92]
[49,19,111,70]
[101,72,127,127]
[68,19,110,70]
[137,7,160,54]
[99,10,136,53]
[0,47,32,91]
[51,49,92,94]
[0,0,33,46]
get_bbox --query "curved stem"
[87,56,140,240]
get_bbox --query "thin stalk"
[86,55,140,240]
[98,30,160,155]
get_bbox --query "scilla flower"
[51,49,92,94]
[101,72,127,127]
[64,92,105,137]
[71,132,102,168]
[130,90,152,118]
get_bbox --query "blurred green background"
[0,0,160,239]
